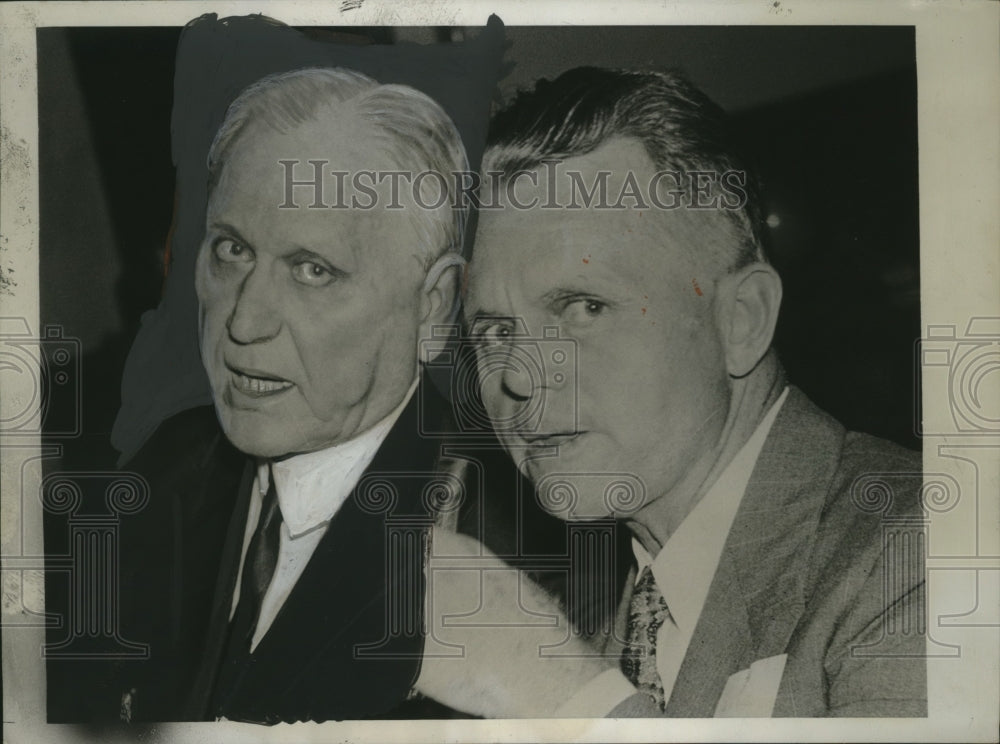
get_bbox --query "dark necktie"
[236,470,283,644]
[621,565,670,710]
[210,470,283,718]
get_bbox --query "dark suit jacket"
[610,386,926,717]
[46,371,571,725]
[101,382,458,723]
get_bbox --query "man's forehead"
[208,180,420,245]
[477,136,744,276]
[208,145,426,265]
[208,114,426,242]
[473,201,739,307]
[222,107,395,176]
[558,136,657,179]
[469,215,653,313]
[485,135,658,204]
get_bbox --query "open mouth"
[227,365,294,397]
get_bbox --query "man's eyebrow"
[540,287,580,303]
[208,221,251,247]
[539,285,606,305]
[290,232,362,263]
[284,246,351,275]
[465,308,508,324]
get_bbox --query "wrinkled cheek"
[198,306,223,356]
[197,305,231,388]
[298,313,419,422]
[195,260,225,349]
[194,248,216,303]
[478,380,507,422]
[301,356,377,422]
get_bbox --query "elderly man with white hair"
[113,66,472,724]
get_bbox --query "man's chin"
[542,505,615,522]
[215,409,297,459]
[531,477,614,522]
[221,430,291,459]
[525,459,648,522]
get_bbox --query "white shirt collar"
[632,386,789,633]
[258,376,420,539]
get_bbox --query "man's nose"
[499,363,533,402]
[226,266,281,344]
[496,340,567,401]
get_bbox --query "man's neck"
[627,355,786,556]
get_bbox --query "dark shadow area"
[39,27,179,722]
[735,66,920,450]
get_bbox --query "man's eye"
[471,322,514,346]
[291,261,337,287]
[562,298,607,324]
[212,238,252,263]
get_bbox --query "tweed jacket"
[610,386,926,717]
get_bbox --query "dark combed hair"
[484,67,768,267]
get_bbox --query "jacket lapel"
[113,407,247,721]
[184,458,256,719]
[661,556,755,716]
[663,386,845,717]
[232,485,426,719]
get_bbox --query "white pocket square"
[714,653,787,717]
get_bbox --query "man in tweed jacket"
[414,67,926,718]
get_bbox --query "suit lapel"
[184,458,256,719]
[663,387,845,717]
[234,484,424,715]
[661,556,755,716]
[114,408,247,721]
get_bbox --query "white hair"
[207,67,470,265]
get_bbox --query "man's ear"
[716,261,783,378]
[418,254,465,363]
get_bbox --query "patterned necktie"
[621,565,671,710]
[236,471,283,644]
